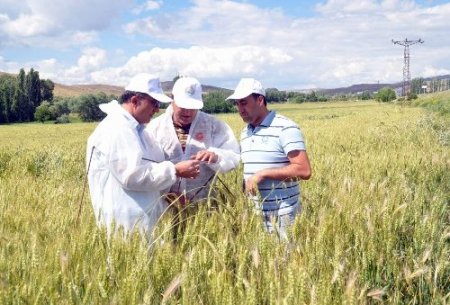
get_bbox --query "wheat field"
[0,100,449,304]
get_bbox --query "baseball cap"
[125,73,172,103]
[172,77,203,109]
[226,78,265,100]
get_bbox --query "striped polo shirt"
[240,111,306,216]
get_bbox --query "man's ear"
[257,95,265,105]
[130,95,140,107]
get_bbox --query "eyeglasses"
[136,93,160,108]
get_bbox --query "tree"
[11,69,28,122]
[52,99,70,118]
[34,101,54,123]
[375,87,396,102]
[40,79,54,102]
[202,91,235,114]
[359,91,372,100]
[25,68,41,120]
[411,77,424,95]
[266,88,287,103]
[305,91,318,102]
[0,75,15,123]
[76,93,110,122]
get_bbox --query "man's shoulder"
[272,113,297,124]
[198,111,231,128]
[198,111,219,121]
[148,112,169,129]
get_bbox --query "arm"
[106,126,198,192]
[246,150,311,195]
[191,119,240,172]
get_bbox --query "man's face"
[172,102,198,127]
[234,94,265,126]
[134,94,160,124]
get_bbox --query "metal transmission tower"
[392,38,424,97]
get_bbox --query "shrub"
[55,114,70,124]
[202,91,235,114]
[34,101,55,123]
[375,87,396,102]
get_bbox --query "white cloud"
[124,0,289,47]
[89,45,293,87]
[316,0,378,14]
[132,0,163,14]
[77,47,107,71]
[422,66,450,78]
[3,13,55,37]
[2,0,450,89]
[0,0,129,48]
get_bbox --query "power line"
[392,38,424,97]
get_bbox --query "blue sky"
[1,0,449,90]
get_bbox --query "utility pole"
[392,38,424,98]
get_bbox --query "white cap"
[226,78,265,100]
[125,73,172,103]
[172,77,203,109]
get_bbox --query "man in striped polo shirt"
[227,78,311,239]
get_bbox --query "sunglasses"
[136,93,160,108]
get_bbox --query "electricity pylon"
[392,38,424,97]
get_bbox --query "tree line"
[3,69,447,124]
[0,69,54,123]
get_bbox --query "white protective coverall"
[147,105,240,201]
[86,100,177,235]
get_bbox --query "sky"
[0,0,449,90]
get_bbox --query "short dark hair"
[120,90,137,104]
[251,93,267,106]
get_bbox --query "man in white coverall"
[86,73,200,236]
[147,76,240,203]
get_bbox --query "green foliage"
[289,94,306,103]
[375,87,396,102]
[0,102,448,304]
[40,79,54,102]
[202,91,235,114]
[359,91,372,100]
[26,68,41,108]
[266,88,287,103]
[411,77,425,95]
[411,91,450,115]
[0,68,55,124]
[55,114,71,124]
[0,75,15,123]
[287,91,329,103]
[76,93,111,122]
[34,101,55,123]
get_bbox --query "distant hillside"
[2,70,448,97]
[317,82,401,96]
[54,83,124,98]
[54,80,231,98]
[317,75,450,96]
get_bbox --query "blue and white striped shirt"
[240,111,306,215]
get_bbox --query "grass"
[0,100,449,304]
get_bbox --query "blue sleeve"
[279,124,306,154]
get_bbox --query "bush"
[76,93,110,122]
[202,91,235,114]
[55,114,70,124]
[34,102,55,123]
[375,87,396,102]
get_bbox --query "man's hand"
[245,173,264,195]
[191,150,218,164]
[175,160,200,179]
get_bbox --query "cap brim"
[149,92,173,103]
[226,91,251,100]
[174,97,203,109]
